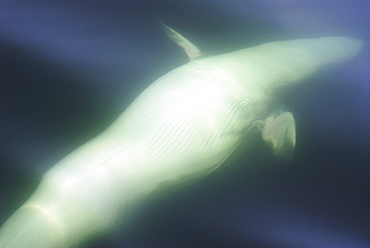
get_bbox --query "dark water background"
[1,1,369,247]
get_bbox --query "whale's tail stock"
[0,205,65,248]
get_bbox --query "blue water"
[1,1,369,247]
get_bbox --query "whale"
[0,23,362,247]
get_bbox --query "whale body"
[0,24,362,247]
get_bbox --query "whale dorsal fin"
[159,21,203,61]
[255,110,296,162]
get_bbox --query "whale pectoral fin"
[159,21,203,61]
[257,110,296,162]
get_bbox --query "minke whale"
[0,23,362,247]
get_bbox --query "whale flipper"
[257,111,296,162]
[159,22,203,60]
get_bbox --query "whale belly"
[100,64,263,184]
